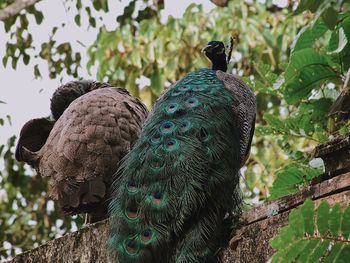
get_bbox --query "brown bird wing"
[216,71,257,167]
[39,87,148,216]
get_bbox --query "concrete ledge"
[5,173,350,263]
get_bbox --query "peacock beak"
[202,45,214,54]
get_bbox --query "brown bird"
[15,80,148,223]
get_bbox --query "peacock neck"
[212,55,227,72]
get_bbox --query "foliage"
[270,199,350,262]
[1,0,164,79]
[258,0,350,199]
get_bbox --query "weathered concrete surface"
[5,174,350,263]
[4,221,109,263]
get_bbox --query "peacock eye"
[126,181,138,194]
[193,86,204,91]
[163,138,180,152]
[153,192,162,205]
[164,102,180,115]
[185,97,200,108]
[178,85,190,91]
[150,134,162,144]
[127,240,136,248]
[153,191,163,199]
[171,90,181,97]
[160,121,175,134]
[140,228,153,243]
[143,229,152,237]
[125,203,138,219]
[124,238,139,254]
[149,156,164,172]
[180,120,192,133]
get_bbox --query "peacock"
[107,40,256,263]
[15,80,148,223]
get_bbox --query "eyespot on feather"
[177,85,191,92]
[124,200,139,220]
[153,192,163,206]
[171,90,182,97]
[140,228,155,244]
[150,134,162,145]
[123,238,140,256]
[160,121,176,135]
[126,181,139,195]
[163,139,180,152]
[185,97,200,108]
[192,86,205,91]
[148,154,165,173]
[164,102,179,115]
[179,120,192,133]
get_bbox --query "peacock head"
[202,41,227,72]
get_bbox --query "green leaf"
[291,19,328,53]
[317,201,330,236]
[284,49,335,82]
[263,113,286,133]
[329,203,341,236]
[329,28,348,54]
[126,71,138,97]
[289,208,304,237]
[341,205,350,239]
[284,240,309,262]
[89,17,96,28]
[283,49,339,104]
[301,199,315,235]
[33,64,41,78]
[271,201,350,263]
[338,245,350,262]
[33,10,44,25]
[2,55,8,67]
[270,165,305,199]
[297,239,320,261]
[294,0,325,15]
[74,14,81,26]
[23,53,30,65]
[270,227,295,249]
[150,70,165,97]
[309,240,330,262]
[322,7,338,30]
[323,243,343,263]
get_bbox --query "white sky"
[0,0,215,145]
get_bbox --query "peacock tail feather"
[108,68,250,263]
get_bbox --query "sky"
[0,0,216,145]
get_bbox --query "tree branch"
[0,0,42,21]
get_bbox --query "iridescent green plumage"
[108,65,256,262]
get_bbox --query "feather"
[16,81,148,223]
[108,66,256,262]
